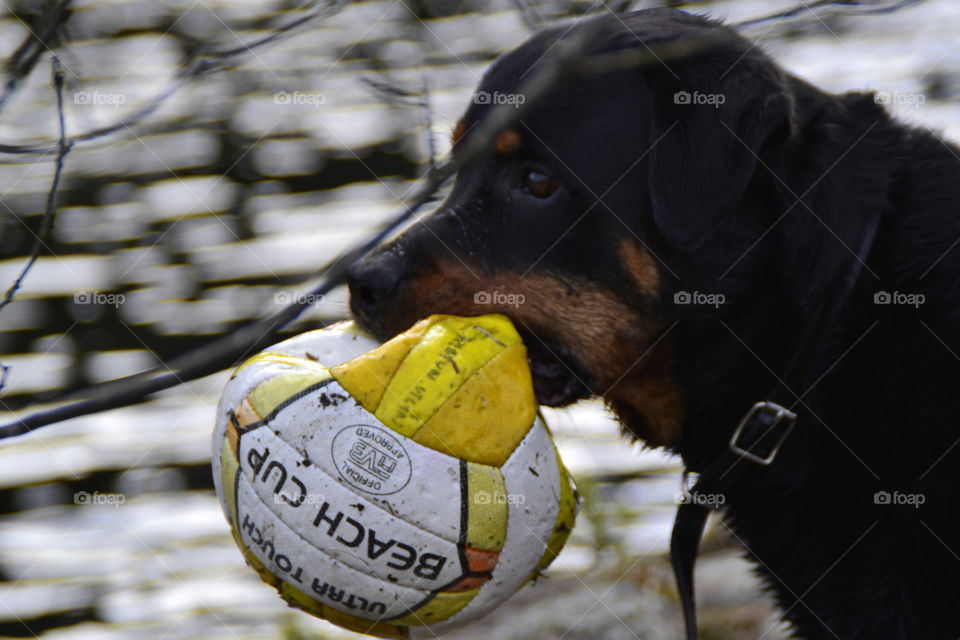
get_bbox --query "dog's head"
[347,9,887,451]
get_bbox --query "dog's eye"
[522,170,559,198]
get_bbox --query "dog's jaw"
[602,339,686,448]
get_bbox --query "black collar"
[669,207,883,640]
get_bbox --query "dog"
[348,9,960,639]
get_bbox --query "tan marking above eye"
[495,129,523,156]
[452,119,468,147]
[618,238,660,298]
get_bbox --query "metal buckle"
[729,401,797,466]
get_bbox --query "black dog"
[349,9,960,639]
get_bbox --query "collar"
[669,206,883,640]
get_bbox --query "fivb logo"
[332,425,412,495]
[349,441,398,481]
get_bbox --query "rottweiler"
[349,9,960,639]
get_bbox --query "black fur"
[349,9,960,639]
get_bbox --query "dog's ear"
[646,54,795,250]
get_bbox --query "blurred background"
[0,0,957,638]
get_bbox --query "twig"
[420,75,436,167]
[0,0,73,115]
[0,0,928,437]
[0,55,72,313]
[206,0,346,61]
[358,73,437,164]
[0,22,616,439]
[0,0,345,155]
[608,0,635,15]
[511,0,544,30]
[0,159,454,438]
[358,75,422,103]
[0,18,712,436]
[736,0,926,30]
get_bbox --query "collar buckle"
[728,401,797,466]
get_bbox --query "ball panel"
[213,389,266,530]
[235,479,439,619]
[532,443,577,578]
[240,528,412,639]
[229,398,262,453]
[231,526,281,589]
[247,370,332,419]
[463,547,500,575]
[267,321,381,367]
[331,319,434,415]
[237,352,330,378]
[374,316,520,438]
[238,424,466,587]
[266,379,465,541]
[464,461,508,552]
[415,343,536,465]
[427,417,564,633]
[500,416,563,560]
[320,600,409,639]
[388,588,479,627]
[217,434,240,527]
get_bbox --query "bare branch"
[0,0,345,155]
[0,23,622,438]
[420,75,437,167]
[511,0,544,31]
[0,0,930,437]
[210,0,347,60]
[0,55,72,313]
[0,158,454,439]
[358,75,422,103]
[608,1,635,15]
[736,0,927,30]
[0,0,73,115]
[359,73,438,165]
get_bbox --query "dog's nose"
[347,252,405,325]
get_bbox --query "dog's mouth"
[357,313,593,407]
[518,329,593,407]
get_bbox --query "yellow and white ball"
[212,314,578,638]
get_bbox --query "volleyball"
[212,314,578,638]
